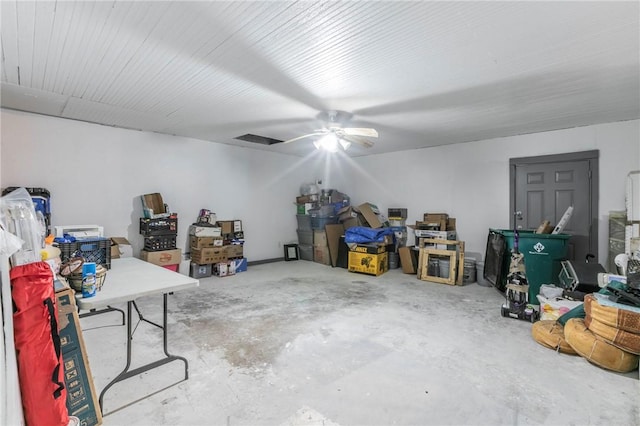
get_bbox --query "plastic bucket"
[476,260,491,287]
[463,259,477,284]
[439,259,450,279]
[428,258,439,276]
[388,252,399,269]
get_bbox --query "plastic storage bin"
[310,215,338,230]
[299,244,313,261]
[56,237,111,269]
[143,235,177,251]
[490,228,570,303]
[297,230,314,245]
[296,214,312,231]
[139,217,178,236]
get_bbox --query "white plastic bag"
[0,187,44,265]
[536,294,583,321]
[539,284,564,299]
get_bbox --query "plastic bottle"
[81,262,97,298]
[41,234,61,260]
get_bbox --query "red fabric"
[11,261,68,426]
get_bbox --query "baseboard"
[247,257,284,266]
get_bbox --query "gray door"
[510,151,599,262]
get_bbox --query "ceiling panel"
[1,1,638,157]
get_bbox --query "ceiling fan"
[283,110,378,151]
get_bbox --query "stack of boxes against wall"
[139,193,182,271]
[139,215,180,271]
[295,189,349,263]
[188,218,247,278]
[296,193,405,276]
[344,203,394,276]
[399,212,473,284]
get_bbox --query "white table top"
[75,257,199,310]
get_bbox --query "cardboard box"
[140,248,182,266]
[141,193,169,218]
[325,223,345,267]
[56,289,102,426]
[214,261,236,277]
[424,213,448,222]
[191,247,225,264]
[349,243,386,254]
[111,243,120,259]
[358,203,389,228]
[110,237,132,259]
[224,244,244,259]
[337,205,365,229]
[189,236,223,249]
[231,257,248,272]
[398,246,418,274]
[313,230,328,246]
[446,218,456,231]
[348,251,388,276]
[338,205,358,221]
[217,220,242,234]
[296,194,319,204]
[313,244,331,265]
[189,225,222,237]
[420,213,456,231]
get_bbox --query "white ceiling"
[1,1,639,157]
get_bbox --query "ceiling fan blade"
[342,127,378,138]
[341,134,375,148]
[283,132,326,144]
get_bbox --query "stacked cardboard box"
[295,189,351,259]
[400,212,459,275]
[337,202,390,230]
[189,218,246,278]
[139,193,181,272]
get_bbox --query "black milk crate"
[57,237,111,269]
[143,235,177,251]
[140,217,178,236]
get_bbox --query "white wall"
[0,109,347,262]
[2,109,638,265]
[346,120,640,264]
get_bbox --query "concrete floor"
[80,261,639,425]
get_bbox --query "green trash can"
[491,228,571,303]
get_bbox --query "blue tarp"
[345,226,395,244]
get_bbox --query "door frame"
[509,150,599,258]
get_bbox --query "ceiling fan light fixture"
[339,139,351,150]
[315,133,339,152]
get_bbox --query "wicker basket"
[66,264,107,292]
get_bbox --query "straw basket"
[66,264,107,292]
[60,257,107,292]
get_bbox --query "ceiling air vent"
[235,134,283,145]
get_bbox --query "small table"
[76,257,199,414]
